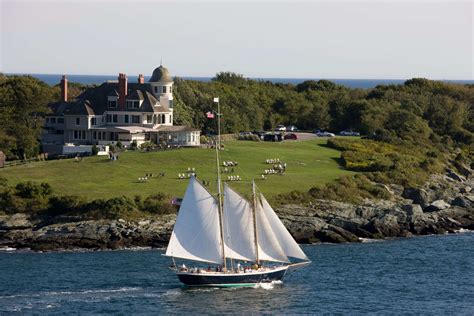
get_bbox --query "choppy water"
[1,232,473,314]
[9,73,474,89]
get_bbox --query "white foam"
[253,280,283,290]
[455,228,473,234]
[0,247,17,251]
[359,237,384,243]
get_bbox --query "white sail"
[222,184,256,262]
[255,197,290,263]
[259,194,309,261]
[165,177,223,264]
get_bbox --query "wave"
[0,287,142,299]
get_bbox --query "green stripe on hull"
[185,283,258,288]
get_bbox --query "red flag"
[206,111,214,119]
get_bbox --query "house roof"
[57,82,169,115]
[149,65,173,83]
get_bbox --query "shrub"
[140,193,175,215]
[130,140,138,150]
[91,145,99,156]
[238,134,260,141]
[15,181,52,199]
[140,141,155,151]
[47,195,85,216]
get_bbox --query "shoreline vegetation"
[0,73,473,250]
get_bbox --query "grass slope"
[0,139,353,201]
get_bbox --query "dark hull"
[177,267,288,287]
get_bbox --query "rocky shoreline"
[1,169,473,252]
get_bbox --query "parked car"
[275,125,286,131]
[314,130,335,137]
[264,133,283,142]
[339,130,360,136]
[284,133,298,140]
[286,125,298,132]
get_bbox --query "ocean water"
[11,73,474,89]
[1,232,473,314]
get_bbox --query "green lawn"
[0,139,354,201]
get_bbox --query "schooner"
[165,98,310,287]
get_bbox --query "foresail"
[259,194,309,261]
[165,177,223,264]
[223,184,256,262]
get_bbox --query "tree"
[0,75,55,159]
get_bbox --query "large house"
[42,65,200,155]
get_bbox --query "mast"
[252,180,260,264]
[215,97,227,270]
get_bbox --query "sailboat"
[164,99,310,287]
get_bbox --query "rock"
[0,214,33,230]
[424,200,451,212]
[364,214,403,237]
[447,170,466,182]
[466,195,474,203]
[451,196,472,209]
[461,186,472,194]
[402,204,424,223]
[388,184,405,196]
[402,188,433,208]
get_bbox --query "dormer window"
[108,100,117,108]
[127,100,140,109]
[162,86,167,93]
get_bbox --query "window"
[127,100,140,109]
[51,117,56,124]
[98,132,102,140]
[90,117,96,126]
[58,118,64,124]
[124,115,129,124]
[106,114,112,123]
[146,115,152,123]
[162,86,167,93]
[112,114,118,123]
[170,86,172,93]
[108,100,117,108]
[169,115,172,124]
[169,100,173,109]
[154,86,158,93]
[93,131,97,139]
[76,117,80,126]
[73,130,86,140]
[132,115,140,124]
[45,117,50,124]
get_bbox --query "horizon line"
[4,72,474,82]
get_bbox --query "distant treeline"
[0,72,472,159]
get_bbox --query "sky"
[1,0,472,79]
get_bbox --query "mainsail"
[165,177,223,264]
[223,184,256,261]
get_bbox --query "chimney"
[118,73,128,110]
[138,74,144,84]
[60,75,68,102]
